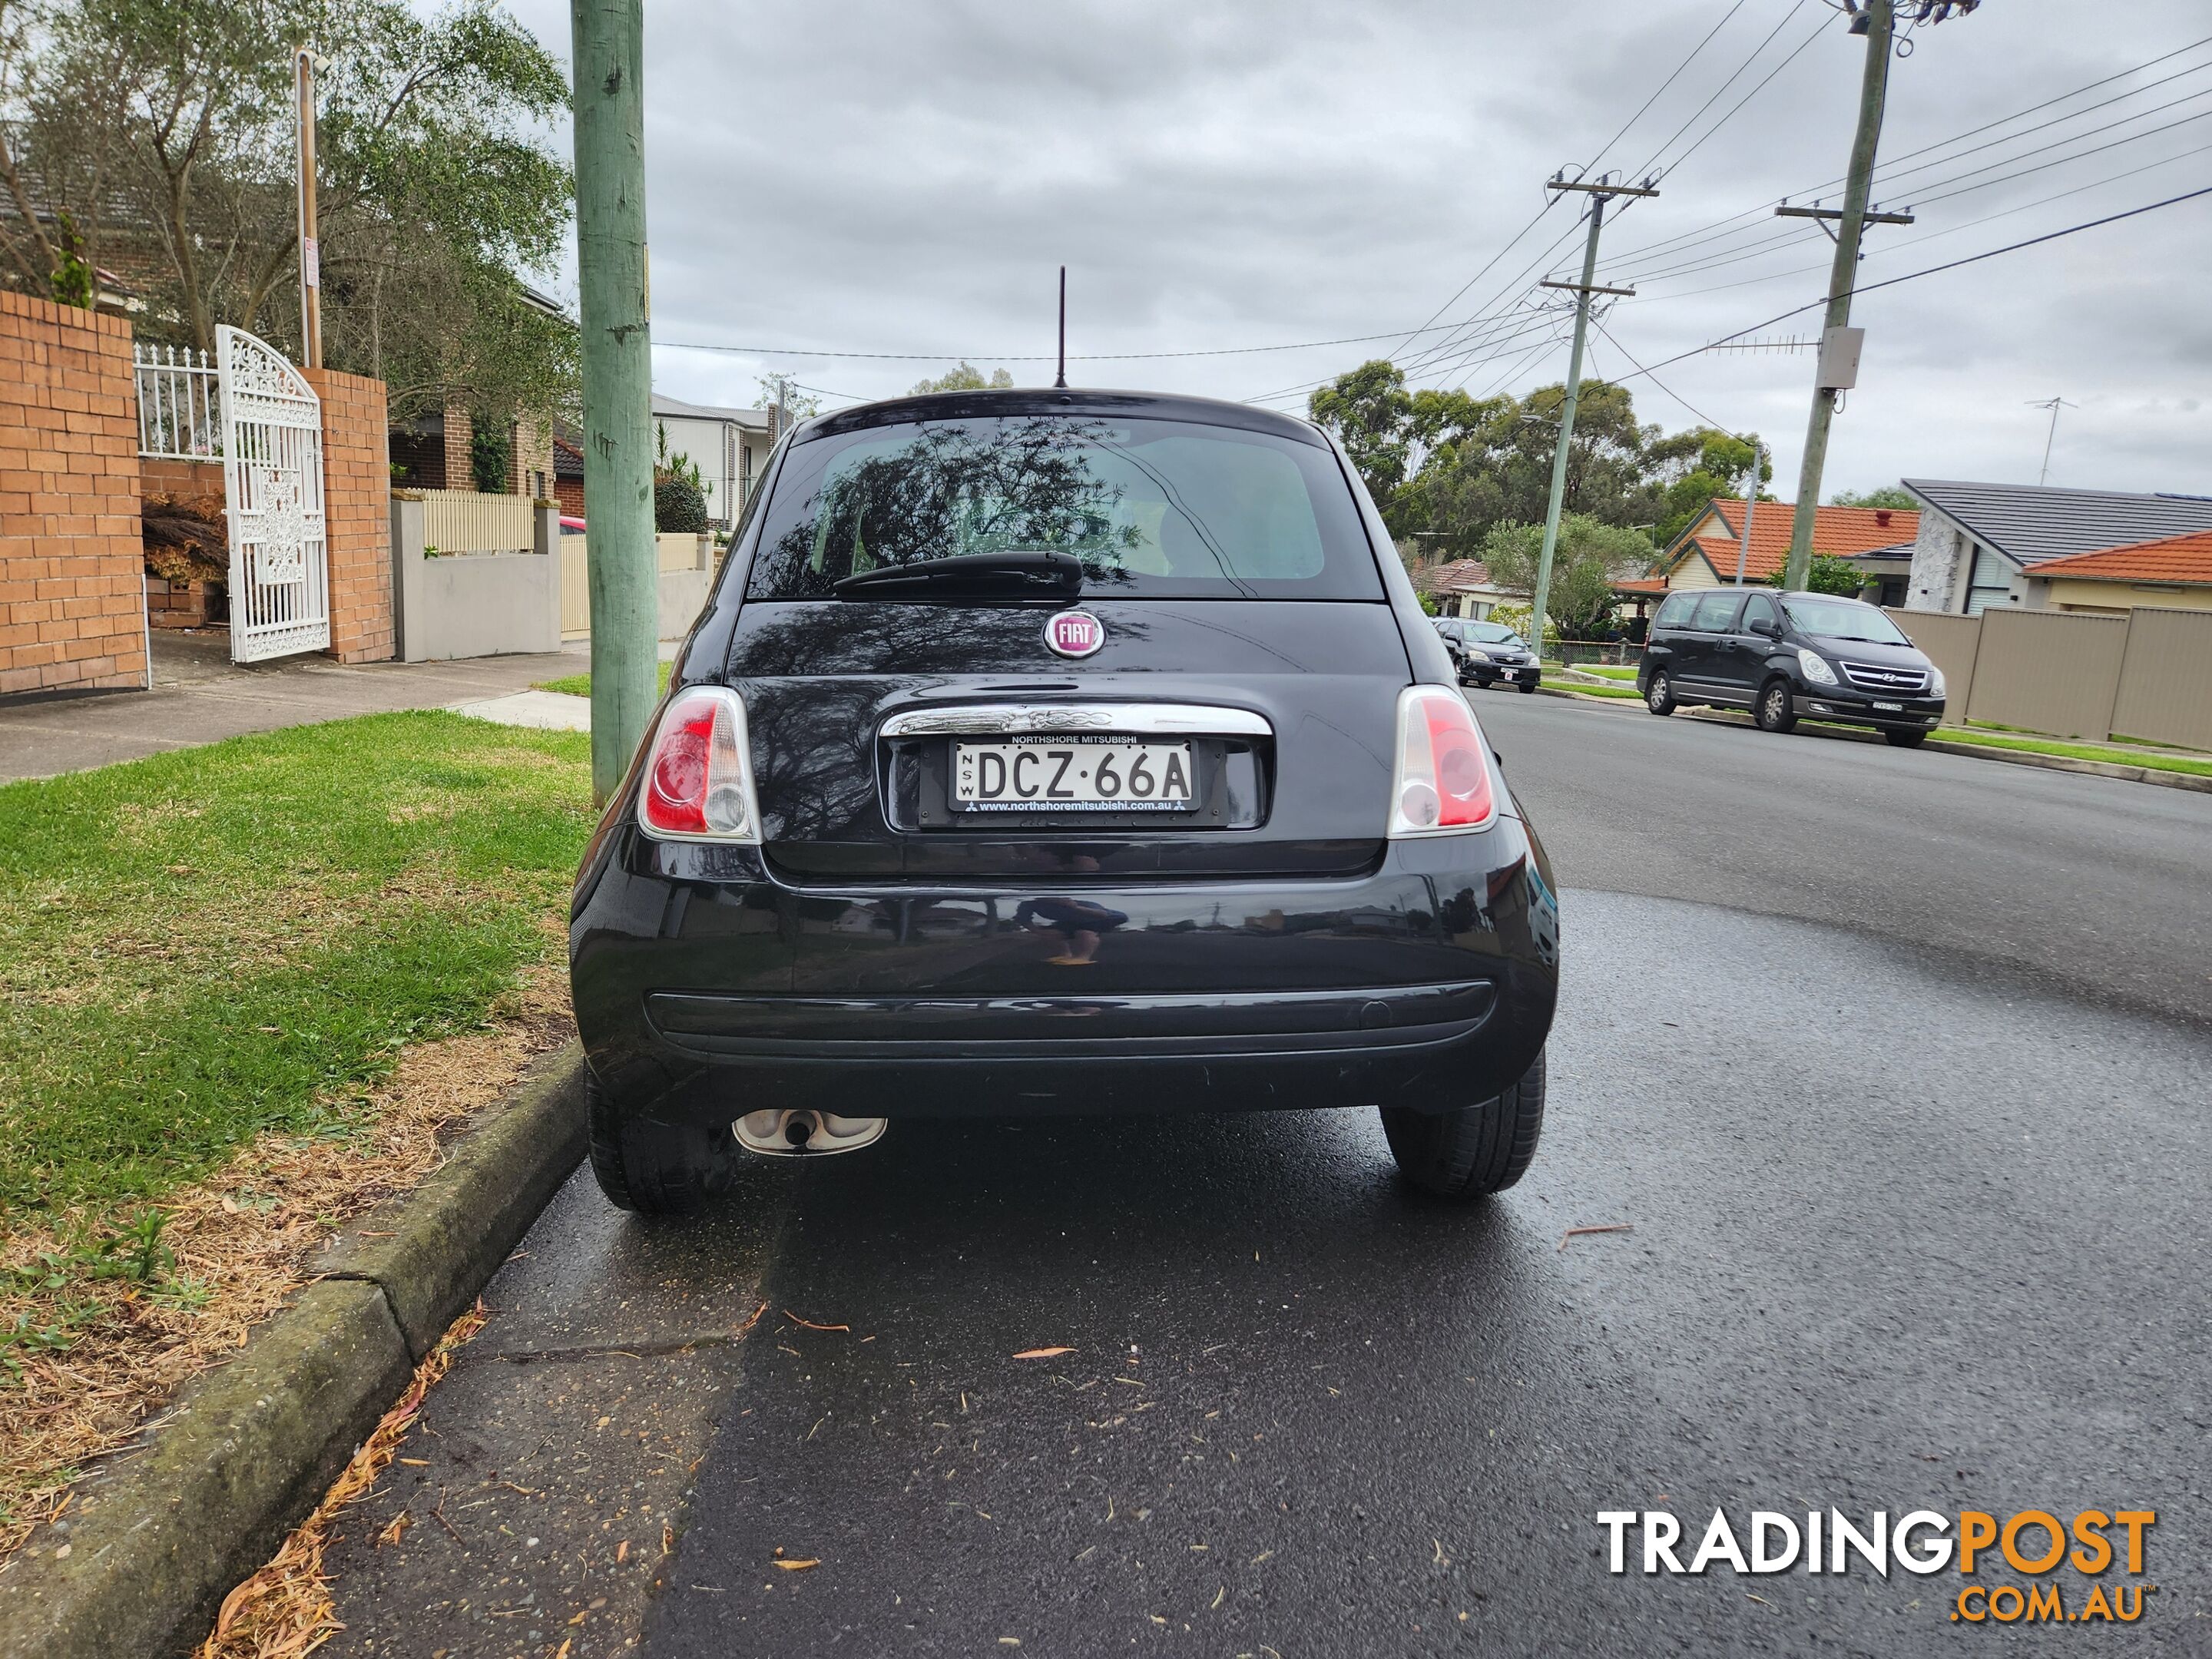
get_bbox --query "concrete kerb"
[0,1044,588,1659]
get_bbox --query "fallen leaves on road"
[1558,1224,1634,1252]
[771,1557,821,1571]
[197,1299,489,1658]
[783,1311,849,1332]
[1012,1346,1075,1359]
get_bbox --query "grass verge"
[1935,727,2212,777]
[534,659,674,700]
[0,712,594,1554]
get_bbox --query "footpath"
[0,629,586,783]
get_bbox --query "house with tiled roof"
[1409,557,1522,619]
[1652,499,1920,600]
[1902,478,2212,614]
[2018,529,2212,616]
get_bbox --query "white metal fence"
[134,344,223,460]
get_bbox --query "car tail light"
[1389,685,1496,836]
[636,685,759,842]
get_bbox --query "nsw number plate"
[954,739,1194,811]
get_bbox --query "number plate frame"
[952,736,1196,813]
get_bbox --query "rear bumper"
[570,821,1559,1126]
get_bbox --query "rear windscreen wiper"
[832,550,1084,601]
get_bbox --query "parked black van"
[569,389,1561,1213]
[1636,588,1946,745]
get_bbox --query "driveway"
[314,693,2211,1656]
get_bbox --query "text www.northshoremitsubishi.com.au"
[1598,1507,2158,1625]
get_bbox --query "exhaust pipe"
[733,1108,888,1157]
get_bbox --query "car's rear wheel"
[1755,678,1797,733]
[587,1071,740,1215]
[1885,728,1929,748]
[1380,1048,1546,1200]
[1644,670,1677,716]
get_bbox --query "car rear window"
[744,415,1382,601]
[1654,591,1697,630]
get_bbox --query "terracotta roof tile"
[2025,528,2212,585]
[1676,500,1920,581]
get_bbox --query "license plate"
[954,739,1193,811]
[1873,700,1903,711]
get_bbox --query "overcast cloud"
[498,0,2212,499]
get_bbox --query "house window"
[1964,547,2013,614]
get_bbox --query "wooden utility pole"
[1782,0,1894,591]
[1733,439,1763,585]
[295,46,322,369]
[1529,172,1655,655]
[571,0,659,803]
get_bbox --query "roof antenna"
[1055,264,1068,389]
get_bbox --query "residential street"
[303,694,2212,1656]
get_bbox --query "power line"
[1636,4,1828,182]
[1584,0,1756,174]
[1598,34,2212,271]
[1618,101,2212,291]
[1610,184,2212,389]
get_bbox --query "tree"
[1653,430,1771,548]
[0,0,576,424]
[910,360,1013,394]
[1830,485,1917,509]
[1309,360,1722,559]
[1479,513,1651,641]
[757,372,820,419]
[1768,554,1865,596]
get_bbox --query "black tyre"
[1754,677,1798,733]
[1517,680,1538,694]
[587,1071,739,1215]
[1885,728,1928,748]
[1380,1048,1547,1200]
[1644,669,1677,716]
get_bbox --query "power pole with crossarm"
[1782,0,1977,588]
[1528,171,1657,654]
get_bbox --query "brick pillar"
[303,366,394,664]
[441,399,472,493]
[0,292,147,697]
[510,416,554,500]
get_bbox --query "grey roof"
[652,392,770,428]
[1902,478,2212,568]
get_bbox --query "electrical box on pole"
[1816,327,1863,391]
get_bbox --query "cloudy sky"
[498,0,2212,500]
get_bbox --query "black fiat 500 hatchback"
[568,389,1560,1212]
[1637,587,1946,745]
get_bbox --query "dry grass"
[197,1300,491,1659]
[0,969,571,1565]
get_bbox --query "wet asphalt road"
[321,695,2212,1657]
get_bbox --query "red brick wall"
[0,291,147,697]
[303,366,393,664]
[138,455,224,505]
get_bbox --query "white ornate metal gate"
[217,326,329,662]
